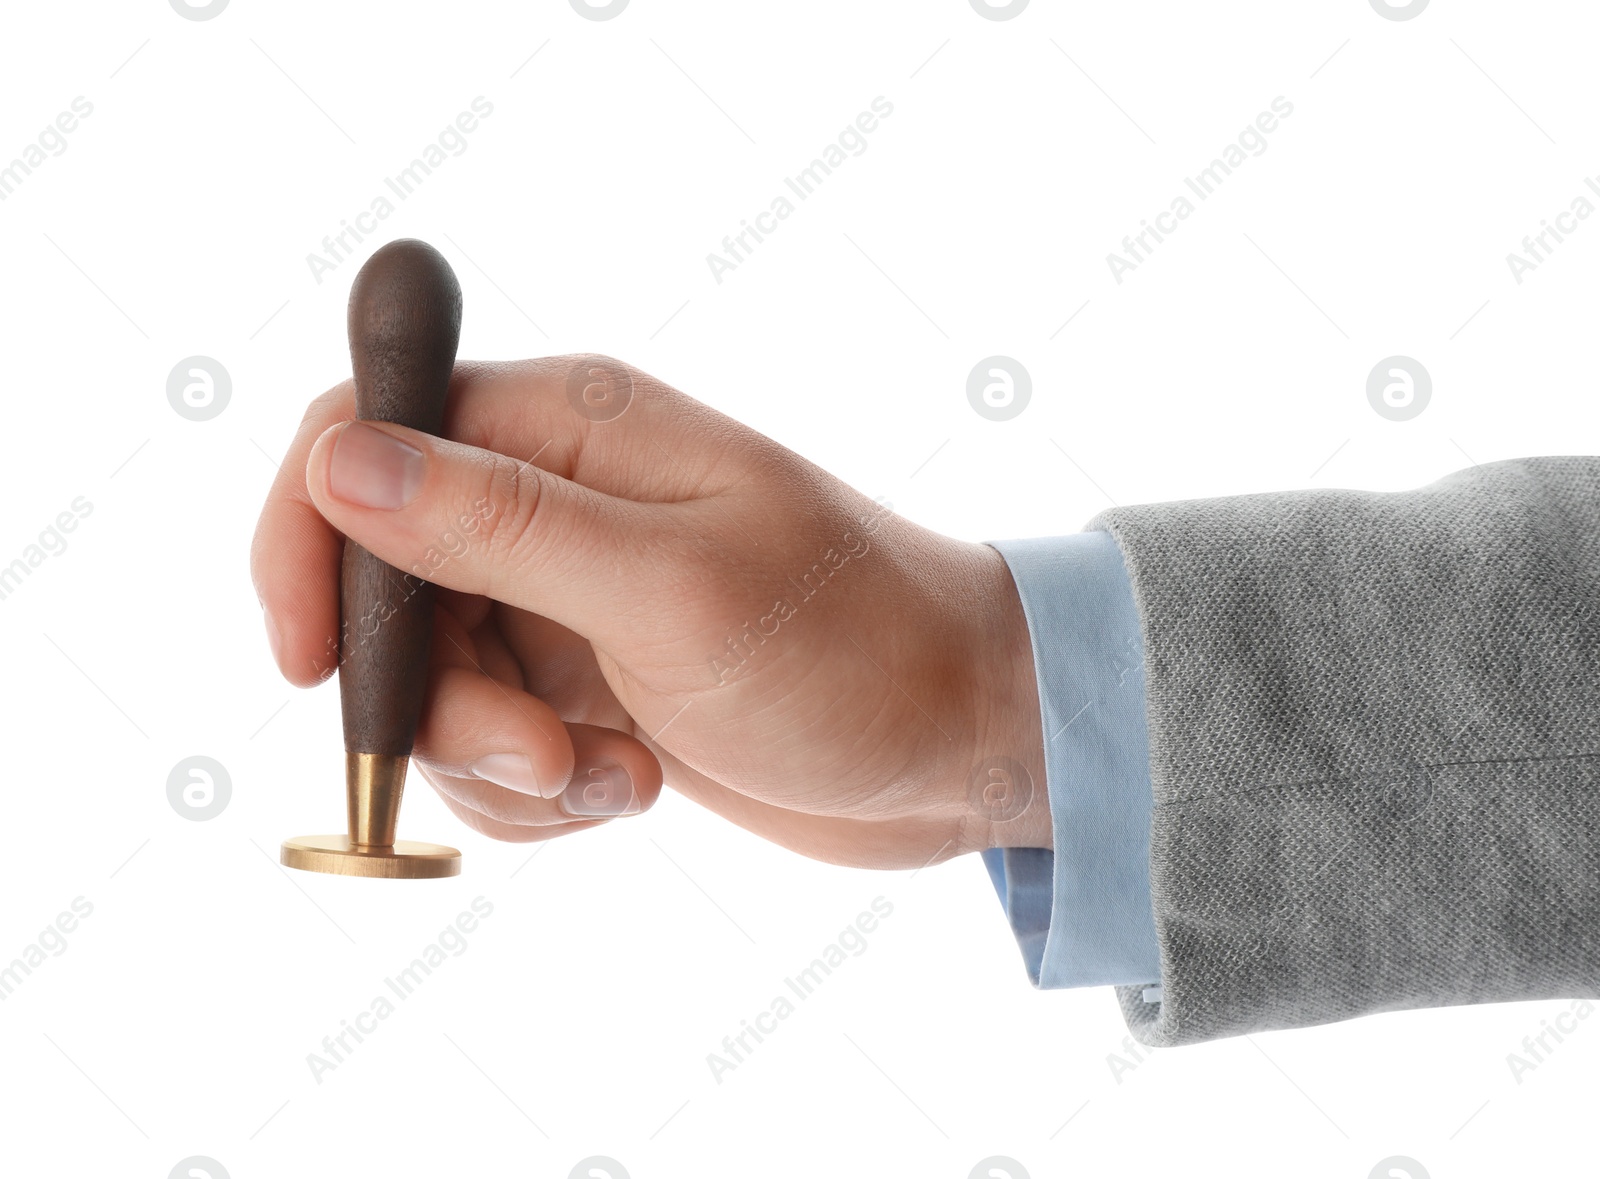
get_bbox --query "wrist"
[959,542,1050,853]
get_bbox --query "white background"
[0,1,1594,1176]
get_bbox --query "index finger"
[250,355,717,686]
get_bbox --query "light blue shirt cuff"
[981,531,1161,989]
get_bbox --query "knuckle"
[477,454,550,589]
[558,350,625,373]
[552,353,681,422]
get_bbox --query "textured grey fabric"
[1086,456,1600,1046]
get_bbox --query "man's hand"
[250,356,1046,868]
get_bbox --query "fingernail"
[559,764,641,817]
[328,422,424,510]
[469,753,555,798]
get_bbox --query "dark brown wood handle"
[339,239,462,757]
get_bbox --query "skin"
[250,355,1048,869]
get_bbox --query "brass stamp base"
[281,834,461,879]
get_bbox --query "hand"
[251,356,1046,869]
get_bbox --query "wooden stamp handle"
[339,239,461,758]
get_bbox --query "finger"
[419,723,662,837]
[251,355,733,686]
[253,484,345,686]
[438,586,493,634]
[425,768,606,844]
[303,419,701,643]
[495,605,630,727]
[466,615,525,691]
[431,356,741,500]
[559,722,664,819]
[416,662,663,806]
[416,664,572,796]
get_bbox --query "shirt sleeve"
[980,530,1161,991]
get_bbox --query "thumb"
[305,419,663,641]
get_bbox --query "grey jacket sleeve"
[1087,456,1600,1046]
